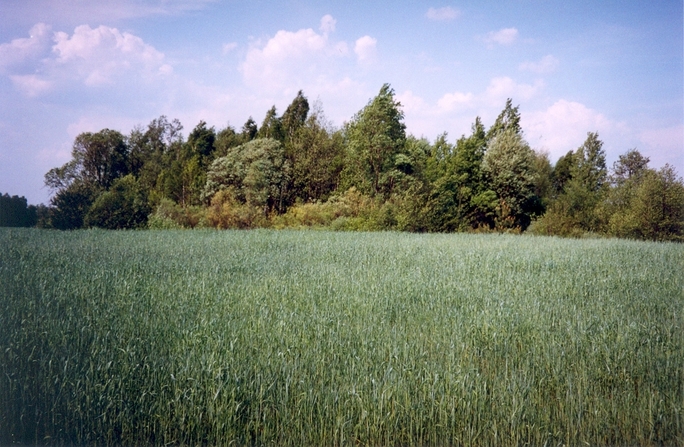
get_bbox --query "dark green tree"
[241,117,258,141]
[611,148,650,186]
[286,104,344,203]
[84,174,150,229]
[551,150,575,196]
[48,183,98,230]
[44,129,130,229]
[0,194,37,227]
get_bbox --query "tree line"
[3,84,683,241]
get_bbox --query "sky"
[0,0,682,205]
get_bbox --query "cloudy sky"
[1,0,682,205]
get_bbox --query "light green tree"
[341,84,406,197]
[203,138,290,213]
[482,127,540,230]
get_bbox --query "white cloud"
[238,15,371,110]
[397,77,545,140]
[222,42,238,54]
[523,99,616,157]
[52,25,167,86]
[426,7,460,21]
[484,76,544,104]
[437,91,475,112]
[483,28,518,47]
[320,14,336,34]
[0,23,52,73]
[354,35,377,63]
[241,27,329,91]
[9,74,52,97]
[519,55,559,74]
[0,23,171,96]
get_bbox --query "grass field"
[1,228,682,446]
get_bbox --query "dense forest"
[4,84,684,241]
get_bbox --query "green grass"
[1,228,682,446]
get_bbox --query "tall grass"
[1,228,682,446]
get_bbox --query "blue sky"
[1,0,682,205]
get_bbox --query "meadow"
[0,228,682,446]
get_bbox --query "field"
[1,228,682,446]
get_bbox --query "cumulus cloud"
[437,91,475,112]
[519,55,559,74]
[484,76,544,104]
[483,28,518,47]
[239,15,372,104]
[52,25,168,86]
[9,74,52,97]
[241,27,329,91]
[354,35,377,63]
[222,42,238,54]
[426,7,460,21]
[523,99,616,157]
[320,14,336,34]
[0,23,52,73]
[0,23,171,96]
[395,77,546,139]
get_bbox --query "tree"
[341,83,407,197]
[44,129,130,229]
[486,98,522,141]
[611,148,650,186]
[551,150,575,196]
[424,118,490,231]
[46,129,129,192]
[573,132,607,193]
[214,124,242,158]
[482,127,540,230]
[203,138,290,213]
[241,117,258,141]
[281,90,310,143]
[84,174,150,229]
[0,194,37,227]
[48,182,98,230]
[606,165,684,241]
[257,106,284,141]
[537,133,608,235]
[186,121,216,161]
[285,104,344,204]
[128,116,183,206]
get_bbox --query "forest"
[4,84,684,241]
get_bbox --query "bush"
[206,189,268,229]
[148,198,207,229]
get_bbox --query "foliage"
[341,84,407,197]
[285,103,344,204]
[482,127,541,230]
[147,198,206,229]
[205,189,269,229]
[604,164,684,241]
[256,106,284,141]
[84,175,150,229]
[2,229,682,446]
[38,86,683,241]
[203,138,290,214]
[0,193,37,227]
